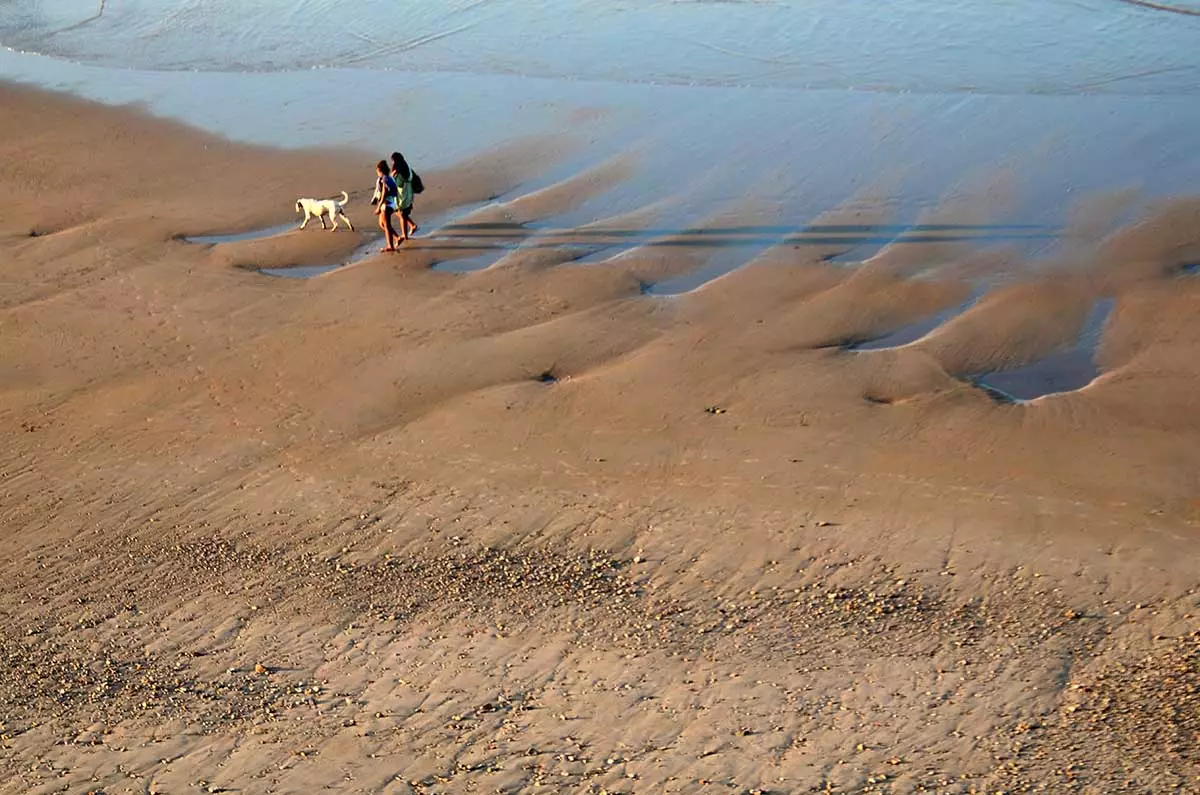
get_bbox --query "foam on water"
[3,0,1199,95]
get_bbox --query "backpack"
[411,171,424,194]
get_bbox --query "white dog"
[295,191,354,231]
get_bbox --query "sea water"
[2,0,1199,244]
[4,0,1199,94]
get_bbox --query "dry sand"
[0,83,1197,794]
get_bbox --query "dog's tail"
[339,190,349,205]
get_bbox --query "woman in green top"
[390,152,419,242]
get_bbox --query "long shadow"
[432,224,1057,278]
[184,219,1059,279]
[441,222,1053,236]
[825,223,915,264]
[201,230,1056,267]
[183,221,1056,250]
[263,230,1059,279]
[417,232,1056,251]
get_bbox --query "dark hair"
[390,151,411,181]
[376,159,389,173]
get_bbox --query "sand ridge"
[1,83,1198,793]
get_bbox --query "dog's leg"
[342,212,354,232]
[319,214,328,230]
[299,210,310,230]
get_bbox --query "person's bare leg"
[378,209,397,251]
[387,211,400,249]
[388,210,401,250]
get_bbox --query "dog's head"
[295,199,304,213]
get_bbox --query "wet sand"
[1,83,1198,794]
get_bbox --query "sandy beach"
[1,77,1198,794]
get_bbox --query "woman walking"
[372,160,400,252]
[390,151,419,242]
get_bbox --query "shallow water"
[973,298,1117,401]
[6,45,1197,242]
[184,223,296,245]
[3,1,1200,292]
[850,289,986,351]
[258,238,380,279]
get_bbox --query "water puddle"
[431,248,513,274]
[183,222,296,245]
[971,297,1116,402]
[182,219,377,278]
[259,238,379,279]
[259,264,334,279]
[849,288,986,351]
[645,237,787,296]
